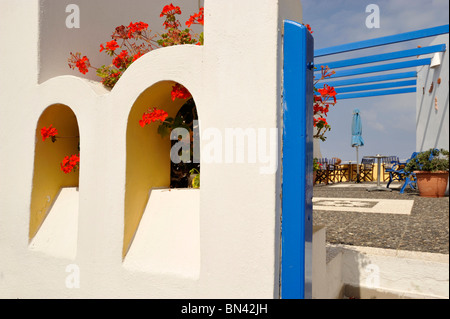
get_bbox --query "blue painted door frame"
[281,20,314,299]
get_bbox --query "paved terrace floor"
[312,182,449,255]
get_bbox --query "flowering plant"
[313,65,336,141]
[404,148,449,173]
[305,24,337,142]
[68,3,204,88]
[62,4,203,183]
[40,125,80,174]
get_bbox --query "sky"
[302,0,449,162]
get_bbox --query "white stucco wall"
[416,34,449,152]
[0,0,303,298]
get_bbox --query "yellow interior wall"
[29,104,80,240]
[124,81,188,257]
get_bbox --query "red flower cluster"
[100,40,120,53]
[112,50,130,68]
[305,24,313,34]
[139,108,169,127]
[127,21,149,38]
[160,3,182,17]
[171,83,191,101]
[186,7,204,27]
[314,117,328,128]
[317,84,337,103]
[314,98,330,117]
[311,57,337,141]
[60,154,80,174]
[132,51,144,62]
[160,4,182,29]
[68,52,90,74]
[41,125,58,142]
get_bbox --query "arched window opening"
[29,104,80,242]
[124,81,201,258]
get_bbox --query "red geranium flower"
[127,21,149,38]
[112,50,129,68]
[160,3,182,17]
[186,7,204,27]
[139,108,169,127]
[318,84,336,97]
[60,154,80,174]
[41,125,58,142]
[76,56,90,74]
[171,83,191,101]
[107,40,119,51]
[68,52,91,75]
[132,51,144,62]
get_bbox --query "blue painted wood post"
[281,20,314,299]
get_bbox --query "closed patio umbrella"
[351,108,364,183]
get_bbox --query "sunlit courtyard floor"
[313,182,449,254]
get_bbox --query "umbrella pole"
[356,146,360,183]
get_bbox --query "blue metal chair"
[397,152,419,193]
[385,156,404,187]
[382,156,399,181]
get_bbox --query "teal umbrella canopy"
[351,108,364,183]
[351,108,364,147]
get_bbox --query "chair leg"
[399,177,409,194]
[386,173,393,188]
[400,175,416,194]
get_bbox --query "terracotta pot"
[414,171,449,198]
[313,171,317,184]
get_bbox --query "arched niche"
[124,80,200,259]
[29,104,80,241]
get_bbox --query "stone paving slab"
[313,197,414,215]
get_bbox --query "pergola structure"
[315,24,448,100]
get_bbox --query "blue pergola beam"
[315,24,449,57]
[337,87,416,100]
[324,71,417,87]
[316,44,446,70]
[327,58,430,79]
[332,80,417,94]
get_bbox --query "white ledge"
[123,188,200,280]
[29,187,79,260]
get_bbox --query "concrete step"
[312,225,449,299]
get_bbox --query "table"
[365,155,392,192]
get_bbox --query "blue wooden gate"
[281,20,314,299]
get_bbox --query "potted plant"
[404,148,449,198]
